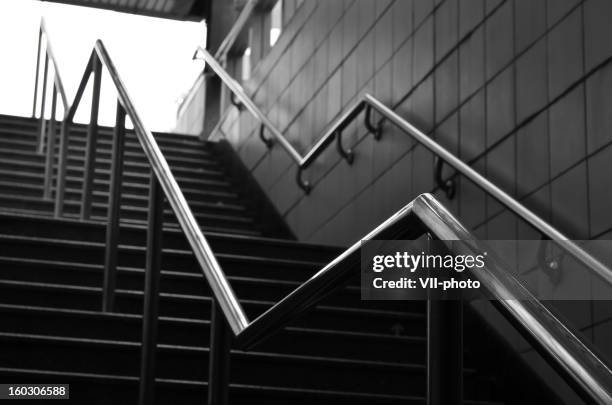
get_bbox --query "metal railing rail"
[197,45,612,290]
[33,19,612,405]
[32,19,70,199]
[33,24,246,404]
[195,45,612,404]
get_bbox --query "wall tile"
[392,0,413,52]
[517,112,549,197]
[550,162,589,238]
[588,144,612,237]
[459,176,486,228]
[435,0,458,61]
[486,135,516,201]
[414,0,434,27]
[460,89,486,162]
[516,38,547,123]
[485,0,503,14]
[459,26,485,102]
[374,7,394,72]
[357,0,377,38]
[392,38,413,104]
[412,144,435,195]
[327,21,343,74]
[342,2,360,57]
[586,61,612,154]
[412,16,434,83]
[486,67,515,147]
[435,51,459,122]
[341,51,358,107]
[485,0,513,80]
[547,8,583,99]
[458,0,483,39]
[326,69,342,123]
[411,76,435,133]
[547,0,580,28]
[514,0,546,54]
[356,30,375,90]
[549,84,586,178]
[584,0,612,72]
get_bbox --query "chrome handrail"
[197,45,612,290]
[33,19,69,114]
[214,0,258,64]
[50,42,250,333]
[34,19,612,405]
[193,44,612,402]
[234,193,612,404]
[33,19,70,199]
[90,41,250,334]
[41,28,250,402]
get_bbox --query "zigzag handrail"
[196,45,612,290]
[31,19,612,405]
[197,44,612,402]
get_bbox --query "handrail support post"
[208,300,232,405]
[434,156,456,199]
[335,130,354,164]
[427,298,463,405]
[43,84,58,200]
[81,56,102,220]
[259,124,273,149]
[138,175,164,405]
[37,53,50,155]
[32,27,43,118]
[296,166,311,195]
[102,100,127,313]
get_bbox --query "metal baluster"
[208,300,231,405]
[426,236,463,405]
[81,57,102,220]
[102,100,126,313]
[37,53,49,155]
[54,119,69,218]
[138,174,164,405]
[32,27,43,118]
[43,84,58,199]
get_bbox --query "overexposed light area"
[0,0,205,132]
[269,0,282,46]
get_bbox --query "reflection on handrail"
[197,45,612,290]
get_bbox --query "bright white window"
[241,47,251,81]
[269,1,282,47]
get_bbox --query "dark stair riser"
[0,335,424,395]
[0,307,425,363]
[0,283,425,335]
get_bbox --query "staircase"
[0,114,562,404]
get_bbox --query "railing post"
[43,84,58,200]
[37,53,49,155]
[426,233,463,405]
[138,174,164,405]
[102,100,126,313]
[208,300,231,405]
[81,56,102,220]
[427,299,463,405]
[54,119,69,218]
[32,27,43,118]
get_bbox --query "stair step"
[0,279,425,335]
[0,331,424,395]
[0,303,425,363]
[0,366,432,404]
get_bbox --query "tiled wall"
[210,0,612,365]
